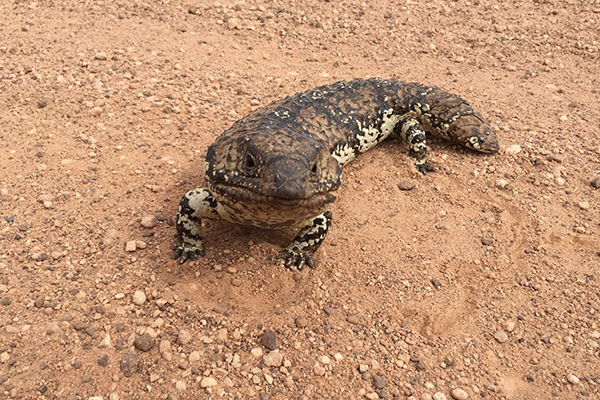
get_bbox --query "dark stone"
[260,329,280,350]
[134,333,155,352]
[373,376,387,389]
[98,355,109,367]
[73,321,89,331]
[0,297,11,306]
[294,316,308,328]
[120,352,141,377]
[397,181,415,191]
[37,99,48,108]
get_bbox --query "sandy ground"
[1,0,599,399]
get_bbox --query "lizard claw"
[172,242,205,264]
[416,161,436,174]
[277,248,315,270]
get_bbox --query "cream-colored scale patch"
[355,108,401,154]
[332,142,356,165]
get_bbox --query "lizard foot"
[277,248,315,270]
[171,242,205,264]
[416,161,436,174]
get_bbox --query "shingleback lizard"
[172,77,499,269]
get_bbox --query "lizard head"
[204,128,341,225]
[450,113,499,153]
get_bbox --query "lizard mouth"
[210,182,336,210]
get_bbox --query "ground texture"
[1,0,599,399]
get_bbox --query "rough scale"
[173,77,499,269]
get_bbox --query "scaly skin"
[173,78,499,269]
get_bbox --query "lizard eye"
[243,152,258,172]
[310,162,318,178]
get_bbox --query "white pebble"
[189,351,201,362]
[451,388,468,400]
[433,393,448,400]
[132,290,146,305]
[502,321,516,332]
[178,330,192,344]
[140,215,158,228]
[494,330,508,343]
[175,380,186,391]
[200,376,217,388]
[263,350,283,367]
[567,374,580,384]
[505,144,521,155]
[495,179,508,189]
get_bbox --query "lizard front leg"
[398,118,436,174]
[172,188,220,264]
[277,210,332,270]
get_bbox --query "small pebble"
[97,355,109,367]
[318,355,331,365]
[119,352,140,377]
[94,52,108,60]
[189,351,201,362]
[260,329,279,350]
[178,330,192,344]
[590,175,600,189]
[373,376,387,389]
[294,316,308,328]
[397,181,415,191]
[251,347,263,357]
[140,215,158,228]
[433,393,448,400]
[175,380,186,391]
[505,144,521,155]
[502,321,516,332]
[37,99,48,108]
[200,376,217,388]
[125,241,137,252]
[134,333,154,352]
[451,388,468,400]
[90,107,103,116]
[263,350,283,367]
[314,364,326,376]
[495,179,508,189]
[132,290,146,305]
[481,237,493,246]
[566,374,580,384]
[346,313,361,325]
[494,330,508,343]
[577,201,590,210]
[0,297,11,306]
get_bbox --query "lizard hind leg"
[277,210,332,270]
[399,118,436,174]
[172,188,220,264]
